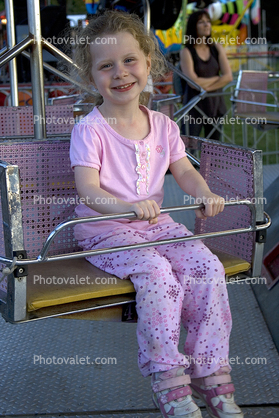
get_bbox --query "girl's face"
[196,14,211,39]
[90,31,151,108]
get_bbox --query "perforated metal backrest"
[235,71,268,114]
[0,139,79,293]
[0,106,75,136]
[195,140,255,264]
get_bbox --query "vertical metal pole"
[251,150,265,277]
[0,164,27,322]
[27,0,46,139]
[5,0,19,106]
[142,0,151,34]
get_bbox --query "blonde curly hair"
[71,10,167,106]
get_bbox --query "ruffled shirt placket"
[135,142,150,196]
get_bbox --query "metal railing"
[167,63,279,165]
[0,200,271,269]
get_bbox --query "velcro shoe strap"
[153,375,191,393]
[203,374,231,386]
[159,367,186,380]
[160,385,192,404]
[215,383,235,396]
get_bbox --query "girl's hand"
[195,192,225,219]
[130,200,161,224]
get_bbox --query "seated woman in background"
[180,10,233,140]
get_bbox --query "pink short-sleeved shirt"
[70,105,186,239]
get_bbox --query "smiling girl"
[70,10,243,418]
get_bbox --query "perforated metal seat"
[0,137,268,322]
[232,70,279,130]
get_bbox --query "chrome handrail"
[0,199,271,268]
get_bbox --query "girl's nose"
[113,63,128,79]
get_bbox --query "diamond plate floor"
[0,284,278,417]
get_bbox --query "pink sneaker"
[190,366,244,418]
[151,366,202,418]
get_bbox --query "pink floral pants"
[80,221,232,378]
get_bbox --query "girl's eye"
[125,58,135,63]
[101,63,111,69]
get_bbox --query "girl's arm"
[180,47,219,90]
[204,44,233,92]
[169,157,225,219]
[74,166,160,224]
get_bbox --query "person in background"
[180,10,233,140]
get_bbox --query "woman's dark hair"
[184,10,211,46]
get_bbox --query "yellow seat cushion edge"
[28,280,135,311]
[212,250,251,276]
[27,251,250,312]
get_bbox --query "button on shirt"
[70,105,186,239]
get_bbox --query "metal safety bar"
[234,89,278,107]
[233,99,278,109]
[0,200,271,268]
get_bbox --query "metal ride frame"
[0,0,271,324]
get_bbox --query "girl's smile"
[111,81,136,91]
[90,32,151,107]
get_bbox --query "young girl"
[70,10,243,418]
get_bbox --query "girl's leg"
[153,225,243,417]
[151,223,232,378]
[80,228,189,377]
[152,224,243,417]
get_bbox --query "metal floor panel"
[3,408,279,418]
[0,284,278,417]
